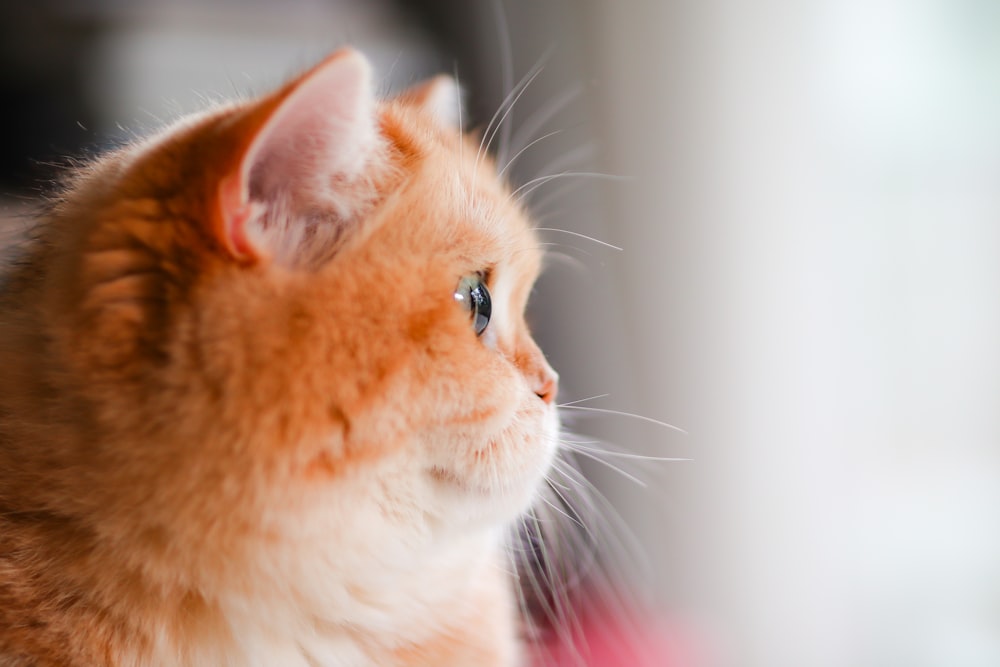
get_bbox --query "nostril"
[535,376,557,405]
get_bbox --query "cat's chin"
[424,467,546,528]
[424,406,560,526]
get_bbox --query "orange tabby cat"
[0,49,559,666]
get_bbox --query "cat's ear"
[398,75,463,129]
[216,48,377,263]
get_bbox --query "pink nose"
[534,366,558,405]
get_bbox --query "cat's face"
[48,50,557,588]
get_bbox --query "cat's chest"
[176,538,515,667]
[219,636,370,667]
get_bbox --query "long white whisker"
[561,447,647,487]
[498,129,563,179]
[478,65,546,171]
[528,492,590,662]
[529,176,595,221]
[530,196,596,230]
[558,405,687,433]
[528,143,596,185]
[542,467,593,543]
[540,248,592,275]
[507,518,538,644]
[562,442,690,463]
[536,241,596,256]
[520,508,564,628]
[541,461,595,544]
[534,227,623,252]
[537,491,585,528]
[558,438,602,446]
[536,452,672,663]
[453,62,465,165]
[508,84,584,160]
[491,0,515,172]
[547,457,633,598]
[554,458,651,574]
[513,171,627,204]
[558,393,610,408]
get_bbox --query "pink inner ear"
[217,171,261,261]
[217,49,376,262]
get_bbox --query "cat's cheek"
[432,402,560,525]
[515,404,561,502]
[488,408,560,520]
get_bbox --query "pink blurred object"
[527,606,700,667]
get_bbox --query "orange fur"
[0,50,558,666]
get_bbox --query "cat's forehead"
[423,165,539,279]
[378,103,541,275]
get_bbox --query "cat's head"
[39,49,558,589]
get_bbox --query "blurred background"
[2,1,999,666]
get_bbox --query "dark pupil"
[469,281,492,336]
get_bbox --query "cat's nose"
[518,337,558,405]
[533,362,559,406]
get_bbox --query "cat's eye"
[454,273,492,336]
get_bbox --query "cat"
[0,48,561,666]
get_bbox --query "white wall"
[576,1,1000,666]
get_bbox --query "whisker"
[475,54,549,172]
[453,62,465,164]
[540,461,593,530]
[534,241,589,251]
[492,550,520,578]
[534,227,623,252]
[542,464,576,494]
[508,84,584,161]
[498,129,563,179]
[507,518,538,645]
[548,428,685,497]
[541,249,591,275]
[562,442,690,463]
[527,142,596,186]
[558,393,610,408]
[525,449,673,665]
[478,65,546,173]
[528,177,594,221]
[529,200,589,230]
[547,456,644,599]
[557,438,602,446]
[558,405,687,434]
[559,447,647,487]
[528,487,591,661]
[490,0,515,172]
[553,458,651,574]
[513,171,627,205]
[537,492,586,529]
[504,242,595,269]
[520,508,569,635]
